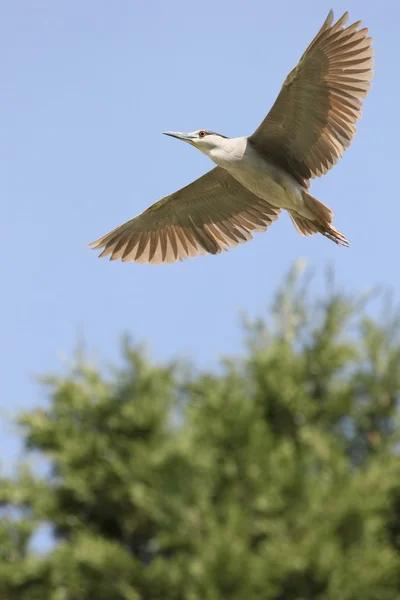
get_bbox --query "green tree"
[2,263,400,599]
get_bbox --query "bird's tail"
[289,191,349,247]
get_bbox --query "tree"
[1,262,400,599]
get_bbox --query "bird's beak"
[163,131,196,144]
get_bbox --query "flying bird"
[89,10,373,264]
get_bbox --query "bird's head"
[163,130,228,156]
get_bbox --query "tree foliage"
[2,263,400,599]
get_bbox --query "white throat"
[204,136,248,168]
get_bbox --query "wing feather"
[88,167,281,265]
[249,10,373,185]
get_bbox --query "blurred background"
[1,1,400,598]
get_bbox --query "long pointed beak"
[163,131,195,143]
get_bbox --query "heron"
[88,10,373,265]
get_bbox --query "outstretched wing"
[88,167,280,264]
[249,10,373,186]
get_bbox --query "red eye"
[199,130,206,138]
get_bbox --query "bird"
[88,10,373,265]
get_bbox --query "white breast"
[209,137,304,212]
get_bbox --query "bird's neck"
[207,137,247,168]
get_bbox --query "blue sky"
[1,1,398,468]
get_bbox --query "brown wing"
[88,167,280,265]
[249,10,373,185]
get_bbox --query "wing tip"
[325,9,334,26]
[87,240,101,249]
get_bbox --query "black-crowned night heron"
[89,10,373,265]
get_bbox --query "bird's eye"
[199,130,206,138]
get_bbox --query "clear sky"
[1,1,398,468]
